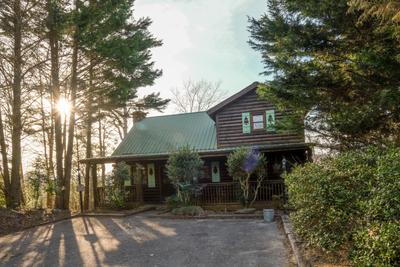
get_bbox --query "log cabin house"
[82,82,311,208]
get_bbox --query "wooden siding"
[215,89,304,148]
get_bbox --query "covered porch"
[81,144,310,210]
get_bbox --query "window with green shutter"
[242,112,251,134]
[266,110,276,132]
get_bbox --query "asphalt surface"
[0,212,289,267]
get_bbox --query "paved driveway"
[0,212,289,267]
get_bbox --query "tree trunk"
[40,91,54,209]
[10,0,23,209]
[48,93,55,178]
[84,59,94,210]
[84,109,92,210]
[123,106,128,138]
[0,109,11,207]
[48,0,64,209]
[63,1,79,209]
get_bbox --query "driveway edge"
[148,214,263,220]
[281,214,306,267]
[81,205,156,218]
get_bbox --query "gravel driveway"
[0,212,290,267]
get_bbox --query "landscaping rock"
[0,208,72,236]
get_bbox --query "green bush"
[351,147,400,266]
[165,194,182,209]
[104,162,130,209]
[26,157,49,209]
[364,148,400,222]
[112,162,130,189]
[285,146,399,265]
[166,146,203,205]
[285,151,375,250]
[352,222,400,267]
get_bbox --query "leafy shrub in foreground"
[351,148,400,266]
[352,222,400,267]
[286,150,375,250]
[285,146,400,265]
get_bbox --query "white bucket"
[263,209,274,222]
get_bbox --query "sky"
[134,0,267,115]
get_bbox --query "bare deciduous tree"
[171,79,225,113]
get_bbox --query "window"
[252,114,264,130]
[242,110,276,133]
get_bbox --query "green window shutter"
[242,112,251,134]
[266,110,276,132]
[147,163,156,188]
[211,161,220,183]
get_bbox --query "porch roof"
[81,143,311,164]
[112,111,217,156]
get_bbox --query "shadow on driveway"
[0,213,289,267]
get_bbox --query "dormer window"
[252,114,264,130]
[242,110,276,133]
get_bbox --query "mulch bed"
[298,244,351,267]
[281,214,351,267]
[0,208,76,236]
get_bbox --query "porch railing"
[199,180,285,204]
[95,180,285,207]
[96,185,136,208]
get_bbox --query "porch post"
[92,163,98,209]
[135,164,144,203]
[88,163,98,210]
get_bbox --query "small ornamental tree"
[26,157,49,209]
[166,146,204,205]
[112,162,130,189]
[227,147,267,208]
[105,161,130,209]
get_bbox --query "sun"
[57,97,71,117]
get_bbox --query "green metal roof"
[112,112,217,156]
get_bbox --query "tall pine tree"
[75,0,168,209]
[249,0,400,149]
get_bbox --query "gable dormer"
[207,82,304,148]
